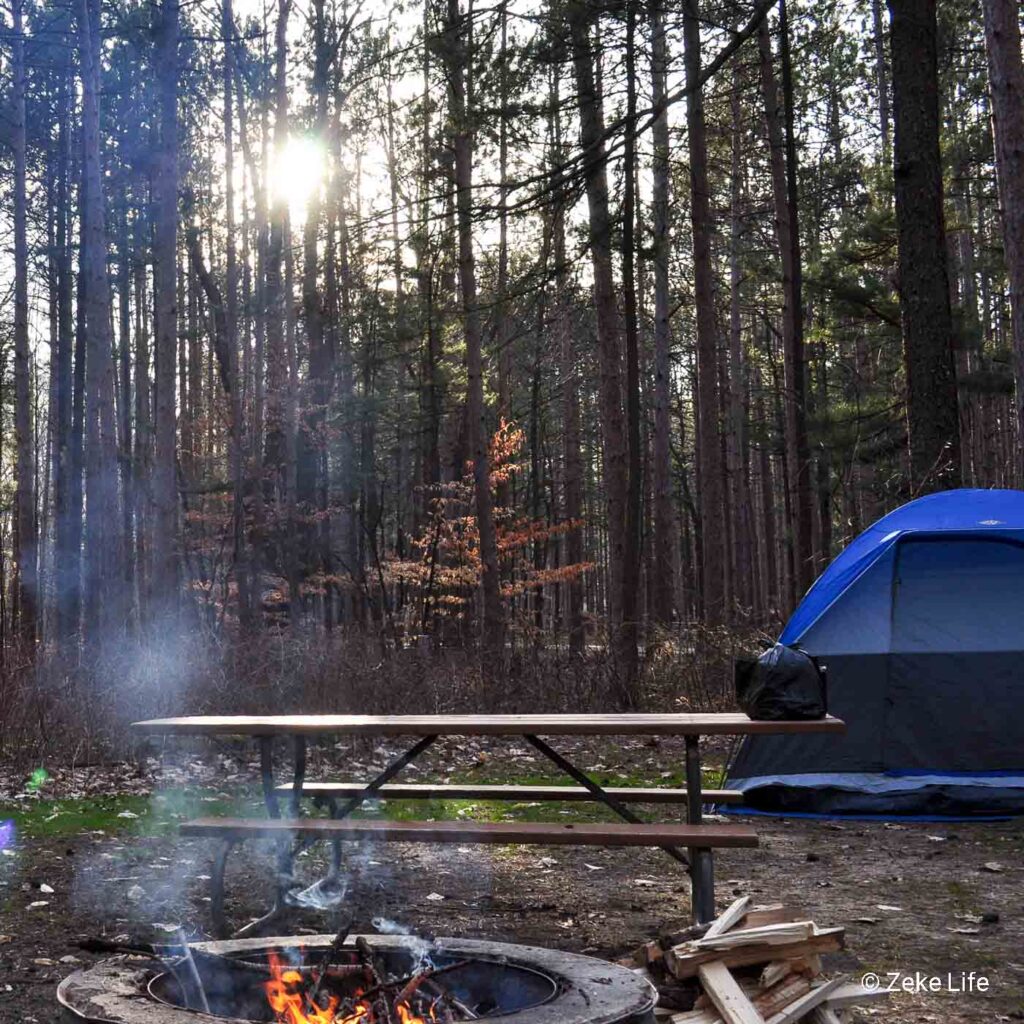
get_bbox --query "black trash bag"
[734,643,827,720]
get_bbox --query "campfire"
[59,933,657,1023]
[262,945,467,1024]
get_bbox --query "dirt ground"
[1,737,1022,1023]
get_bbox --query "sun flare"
[270,136,326,222]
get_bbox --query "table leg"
[522,734,690,870]
[330,734,439,820]
[211,838,237,939]
[290,736,307,817]
[257,735,296,926]
[259,736,281,819]
[685,734,715,924]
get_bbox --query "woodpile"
[625,897,888,1023]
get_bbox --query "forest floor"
[1,736,1022,1023]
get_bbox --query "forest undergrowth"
[0,620,770,766]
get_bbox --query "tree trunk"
[567,0,629,675]
[80,0,124,639]
[53,30,77,642]
[871,0,892,169]
[649,0,675,629]
[982,0,1024,480]
[728,69,753,616]
[683,0,726,625]
[263,0,291,502]
[444,0,505,673]
[12,0,36,647]
[888,0,961,491]
[550,58,584,657]
[152,0,181,611]
[618,0,642,702]
[758,10,813,600]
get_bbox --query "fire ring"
[58,934,657,1024]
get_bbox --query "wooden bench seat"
[275,782,744,804]
[180,816,759,848]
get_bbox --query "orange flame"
[264,951,438,1024]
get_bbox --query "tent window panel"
[800,552,895,655]
[891,539,1024,653]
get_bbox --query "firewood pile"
[624,896,888,1023]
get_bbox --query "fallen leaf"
[39,883,54,894]
[425,892,445,902]
[27,901,49,910]
[981,862,1004,873]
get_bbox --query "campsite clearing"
[1,736,1021,1023]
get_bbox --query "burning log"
[355,936,396,1024]
[392,970,431,1011]
[309,913,354,1006]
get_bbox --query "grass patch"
[0,789,255,841]
[0,766,719,840]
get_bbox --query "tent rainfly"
[727,488,1024,817]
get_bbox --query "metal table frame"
[135,714,843,937]
[207,730,721,937]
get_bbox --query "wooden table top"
[131,712,845,738]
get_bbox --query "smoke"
[286,876,348,912]
[372,915,435,967]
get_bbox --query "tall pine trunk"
[649,0,675,628]
[683,0,726,624]
[888,0,961,490]
[445,0,505,674]
[982,0,1024,479]
[618,1,642,702]
[758,11,812,600]
[152,0,181,612]
[12,0,37,647]
[79,0,124,639]
[568,1,630,682]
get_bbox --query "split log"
[665,928,844,980]
[695,962,763,1024]
[695,921,815,951]
[703,896,752,939]
[763,977,843,1024]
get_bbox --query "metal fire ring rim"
[146,943,560,1020]
[58,934,657,1024]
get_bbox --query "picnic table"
[132,713,845,936]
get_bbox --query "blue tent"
[727,489,1024,816]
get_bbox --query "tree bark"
[758,10,813,600]
[12,0,37,647]
[888,0,961,491]
[444,0,506,673]
[982,0,1024,480]
[53,28,77,642]
[568,0,629,669]
[619,0,642,701]
[80,0,124,638]
[683,0,726,624]
[550,56,585,657]
[649,0,675,629]
[152,0,181,611]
